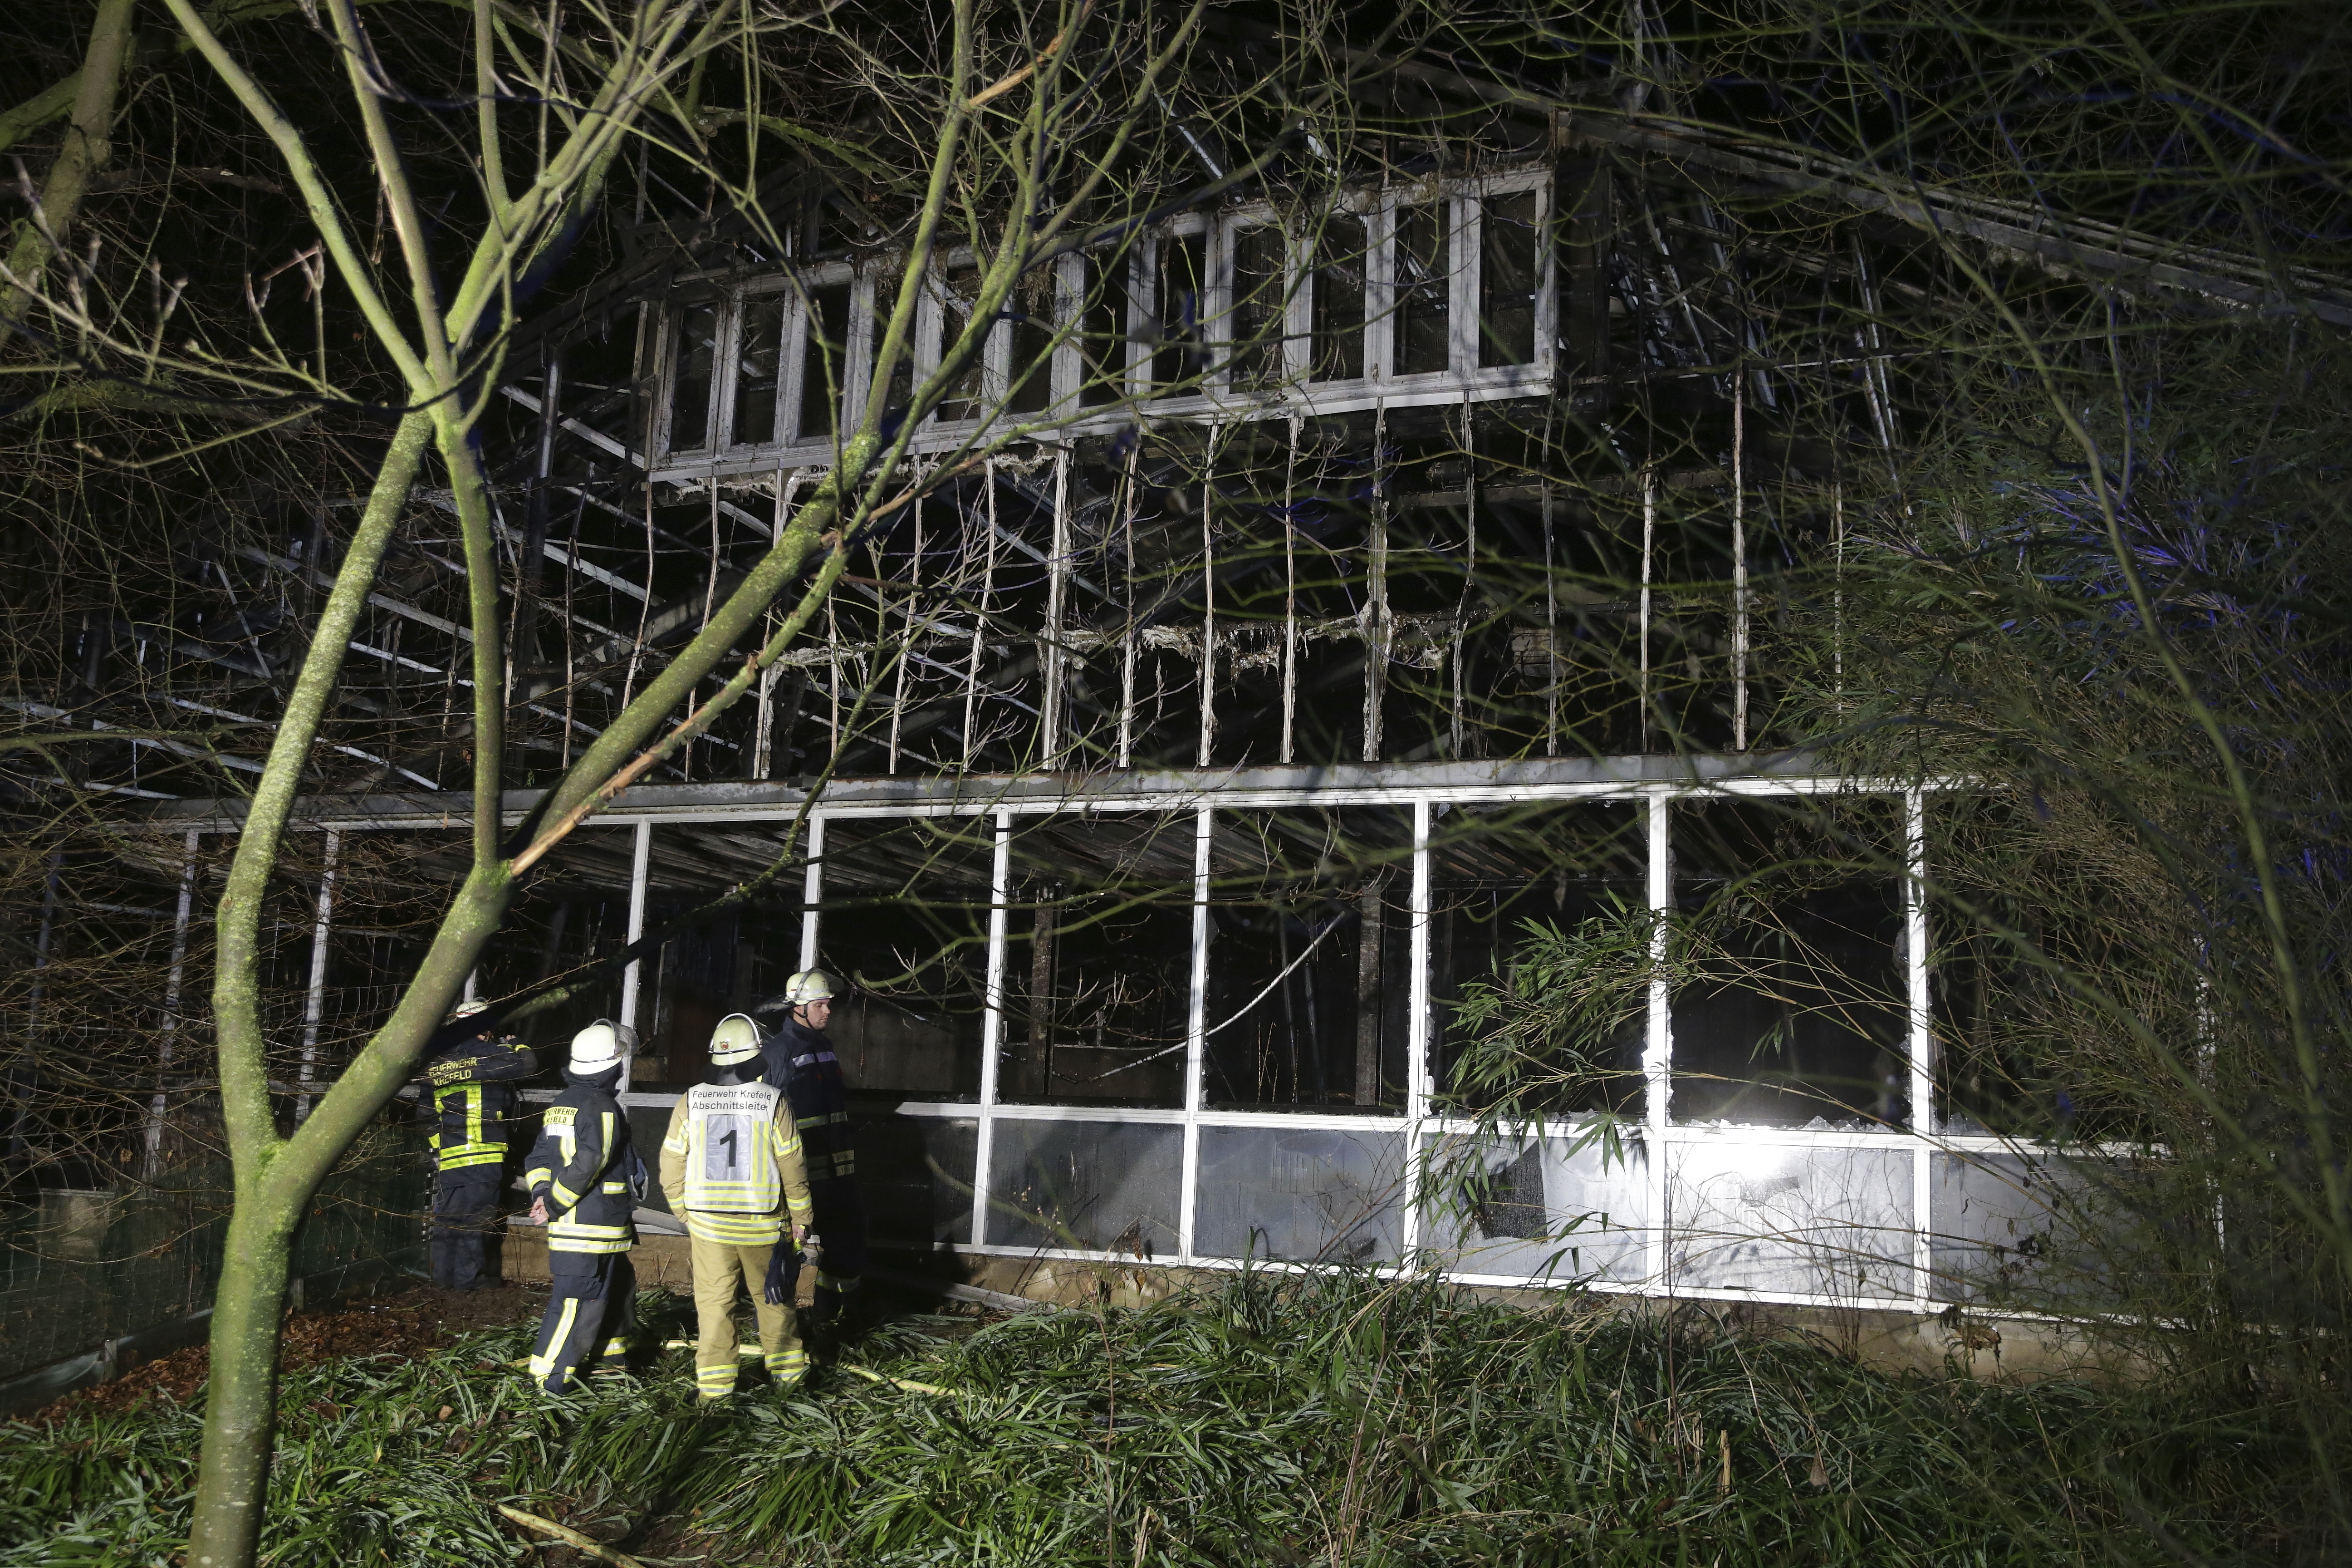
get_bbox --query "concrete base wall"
[507,1230,697,1290]
[501,1233,2132,1382]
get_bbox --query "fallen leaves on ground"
[40,1283,543,1419]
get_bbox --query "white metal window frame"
[648,167,1558,483]
[279,770,2091,1317]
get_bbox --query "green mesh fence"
[0,1156,427,1386]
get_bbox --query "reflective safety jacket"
[421,1027,537,1174]
[523,1066,638,1257]
[759,1019,856,1184]
[657,1077,813,1246]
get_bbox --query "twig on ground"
[495,1503,651,1568]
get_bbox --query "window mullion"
[913,265,943,419]
[779,288,810,452]
[618,818,652,1094]
[712,293,742,451]
[1206,218,1234,402]
[1283,229,1312,383]
[1906,788,1935,1306]
[983,265,1010,411]
[1644,789,1673,1289]
[1535,180,1558,378]
[847,265,878,433]
[1126,242,1154,405]
[1450,193,1477,377]
[971,809,1011,1247]
[1177,806,1214,1262]
[652,309,679,458]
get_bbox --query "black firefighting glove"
[763,1238,801,1306]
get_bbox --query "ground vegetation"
[0,1270,2316,1566]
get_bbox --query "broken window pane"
[812,816,995,1100]
[999,813,1197,1109]
[730,295,787,446]
[1671,799,1907,1129]
[1260,416,1377,760]
[472,825,638,1057]
[1926,809,2081,1136]
[1504,480,1649,756]
[1478,191,1539,367]
[1191,426,1296,766]
[634,823,799,1087]
[1668,1138,1914,1298]
[1007,266,1058,416]
[1227,224,1287,392]
[1077,249,1129,409]
[1153,231,1208,393]
[1423,1131,1652,1284]
[668,299,718,451]
[1309,212,1367,381]
[985,1117,1181,1255]
[1204,807,1411,1111]
[1193,1126,1407,1264]
[1117,433,1215,768]
[865,265,913,434]
[1431,800,1649,1117]
[1646,484,1740,752]
[1931,903,2052,1137]
[863,1114,976,1248]
[797,281,853,442]
[552,306,637,482]
[309,829,463,1090]
[1391,202,1451,376]
[936,263,985,422]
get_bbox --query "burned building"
[20,18,2298,1336]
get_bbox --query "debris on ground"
[39,1281,543,1419]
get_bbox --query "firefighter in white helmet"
[521,1020,644,1393]
[659,1013,814,1401]
[756,970,867,1328]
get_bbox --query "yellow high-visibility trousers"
[689,1232,805,1401]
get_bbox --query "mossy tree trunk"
[0,0,137,348]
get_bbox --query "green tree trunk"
[182,411,436,1567]
[185,1194,295,1568]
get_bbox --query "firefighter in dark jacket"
[522,1020,641,1393]
[418,1000,536,1291]
[759,970,865,1326]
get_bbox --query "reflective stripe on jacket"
[524,1070,637,1257]
[420,1035,535,1173]
[429,1084,506,1170]
[759,1020,856,1185]
[658,1077,813,1246]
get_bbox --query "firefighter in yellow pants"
[658,1013,814,1401]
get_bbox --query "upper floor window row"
[655,168,1554,472]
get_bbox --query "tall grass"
[0,1272,2310,1565]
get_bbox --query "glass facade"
[261,775,2078,1314]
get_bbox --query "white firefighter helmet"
[568,1019,636,1070]
[709,1012,763,1066]
[784,970,836,1005]
[447,999,490,1022]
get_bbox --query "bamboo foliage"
[0,1273,2319,1563]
